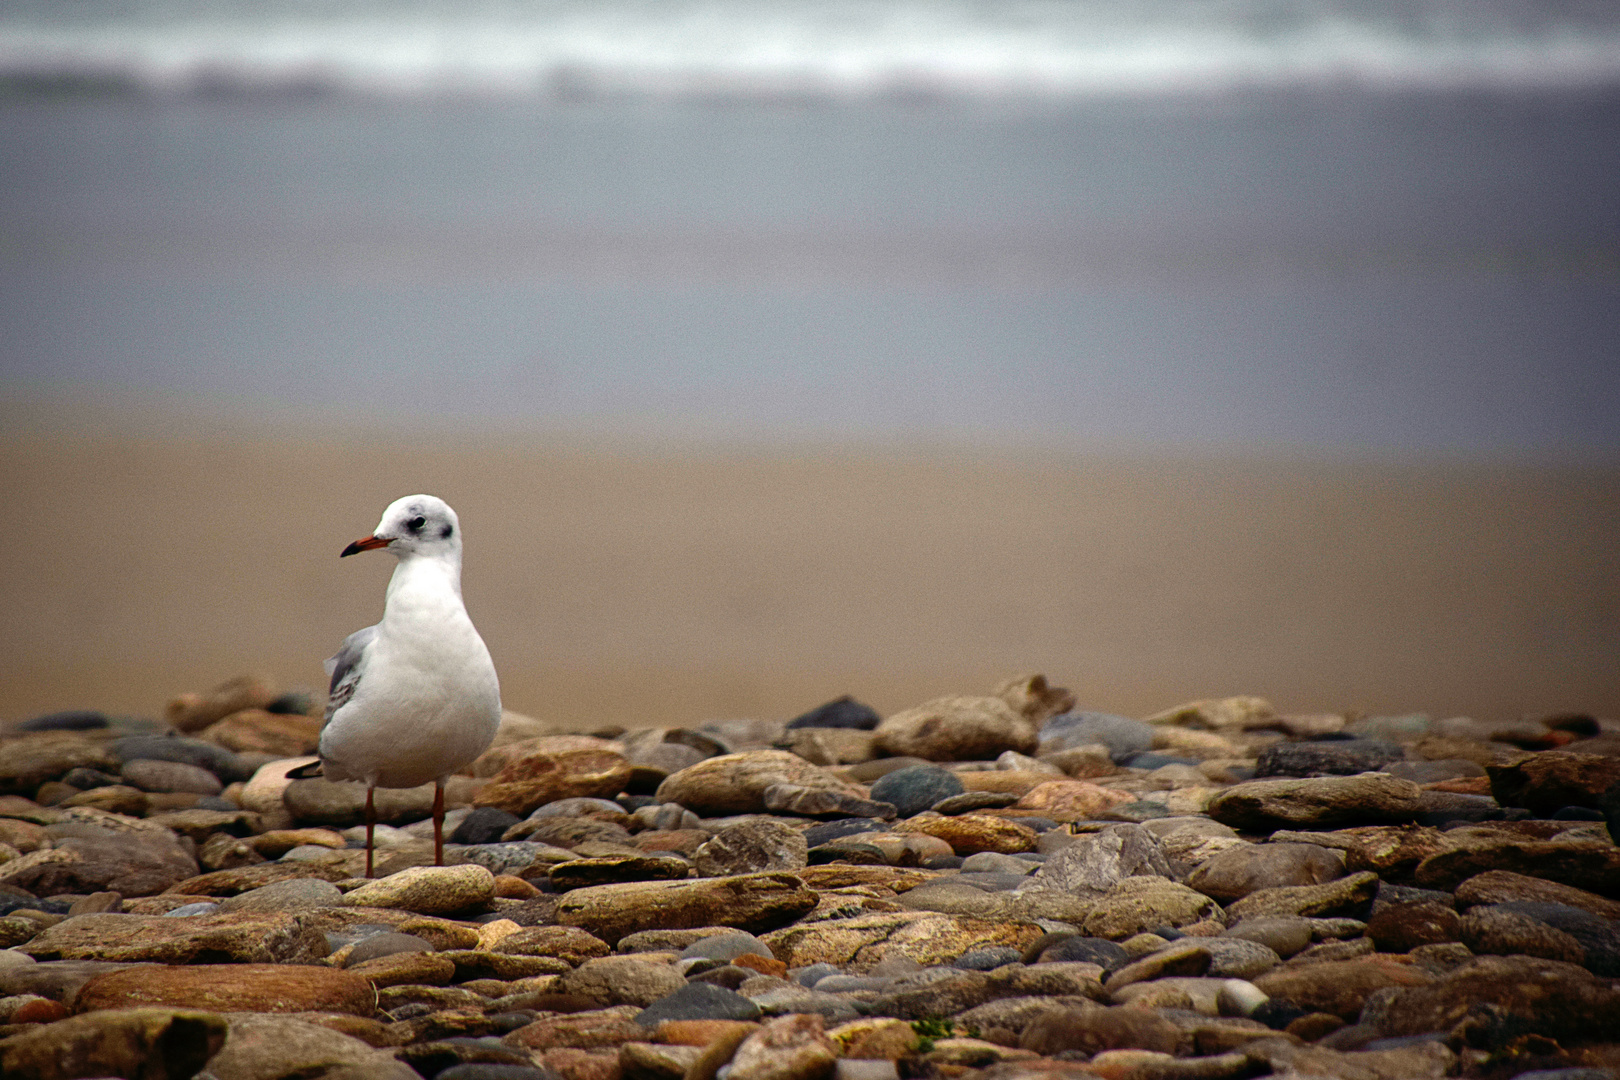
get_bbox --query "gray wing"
[323,625,376,725]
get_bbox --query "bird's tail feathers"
[285,760,325,780]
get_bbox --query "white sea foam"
[2,0,1620,100]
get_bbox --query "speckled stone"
[341,864,496,915]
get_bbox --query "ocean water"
[1,1,1618,456]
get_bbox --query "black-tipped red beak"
[341,535,391,557]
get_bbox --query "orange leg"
[433,780,446,867]
[365,784,376,879]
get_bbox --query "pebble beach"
[2,672,1618,1080]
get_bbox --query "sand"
[2,401,1617,729]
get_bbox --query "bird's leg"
[433,780,446,867]
[365,784,376,879]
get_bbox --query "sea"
[1,0,1618,458]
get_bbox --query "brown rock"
[196,832,268,871]
[57,785,149,816]
[1221,871,1380,924]
[164,861,352,896]
[953,772,1055,797]
[1453,868,1620,918]
[994,673,1078,725]
[474,741,635,817]
[654,751,863,817]
[1187,843,1346,903]
[202,1012,416,1080]
[0,733,121,796]
[1414,839,1620,893]
[0,1007,228,1080]
[1206,775,1424,831]
[763,910,1042,971]
[549,856,693,891]
[1342,825,1451,879]
[731,953,787,978]
[19,911,327,964]
[1252,956,1435,1021]
[504,1005,646,1050]
[1013,781,1136,817]
[1102,941,1213,994]
[556,873,818,946]
[1143,696,1274,731]
[1365,901,1461,953]
[440,950,572,981]
[341,864,496,915]
[873,696,1038,762]
[77,963,375,1015]
[349,951,458,988]
[200,708,322,756]
[1376,955,1620,1047]
[1458,905,1586,965]
[494,925,612,964]
[538,1047,623,1080]
[727,1013,838,1080]
[891,814,1038,855]
[1486,751,1620,817]
[473,733,624,777]
[557,956,686,1008]
[654,1018,760,1046]
[1019,1004,1182,1056]
[166,674,279,732]
[694,820,809,876]
[1081,877,1222,940]
[246,828,348,858]
[1249,1039,1453,1080]
[620,1040,702,1080]
[0,817,50,852]
[0,830,198,898]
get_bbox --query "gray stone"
[112,735,255,782]
[346,932,437,965]
[1254,740,1405,778]
[218,878,344,914]
[761,784,896,820]
[680,932,775,963]
[637,983,763,1029]
[694,820,809,877]
[1038,713,1154,761]
[868,766,964,818]
[120,758,225,796]
[1019,823,1171,898]
[1221,917,1314,958]
[1197,937,1281,978]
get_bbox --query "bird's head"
[343,494,462,560]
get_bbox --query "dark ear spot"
[441,523,453,539]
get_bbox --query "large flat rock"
[555,872,817,946]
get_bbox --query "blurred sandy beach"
[4,4,1619,732]
[4,398,1616,729]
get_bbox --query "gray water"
[2,1,1619,457]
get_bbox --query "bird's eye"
[407,516,426,532]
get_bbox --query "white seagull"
[292,494,501,877]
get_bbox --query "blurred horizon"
[2,0,1617,730]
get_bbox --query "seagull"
[290,495,502,877]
